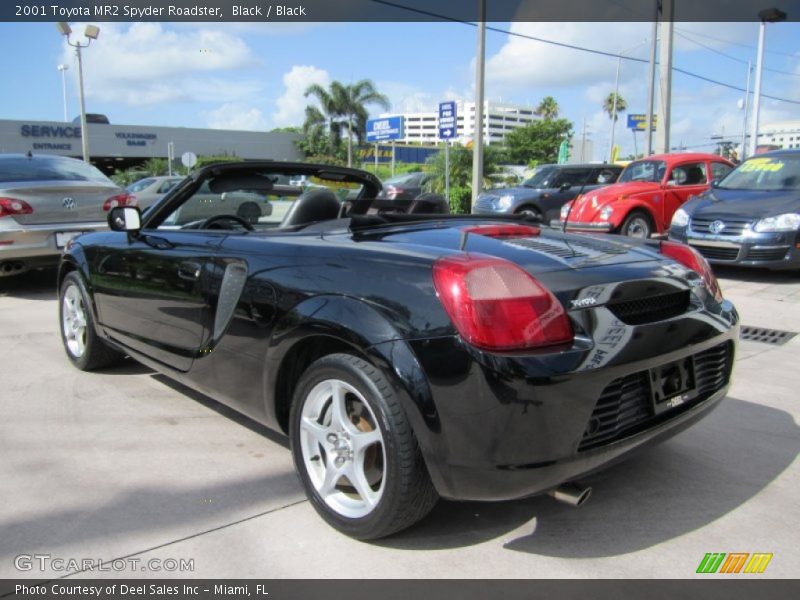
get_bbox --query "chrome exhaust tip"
[548,482,592,507]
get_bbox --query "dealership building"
[0,118,302,174]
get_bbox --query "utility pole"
[750,9,787,156]
[471,0,486,209]
[581,118,587,162]
[741,60,752,160]
[655,0,673,154]
[645,0,659,156]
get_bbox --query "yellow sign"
[739,157,785,173]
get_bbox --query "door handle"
[178,261,202,281]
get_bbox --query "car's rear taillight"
[432,254,573,351]
[462,224,540,238]
[660,240,723,302]
[0,197,34,218]
[103,193,137,212]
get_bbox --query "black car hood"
[686,188,800,219]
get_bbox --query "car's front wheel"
[619,210,654,238]
[289,353,438,539]
[59,271,124,371]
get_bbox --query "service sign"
[366,117,404,142]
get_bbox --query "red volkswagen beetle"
[556,153,735,238]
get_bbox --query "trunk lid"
[1,180,122,225]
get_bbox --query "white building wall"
[757,120,800,150]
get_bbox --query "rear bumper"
[669,226,800,270]
[401,303,738,502]
[0,221,107,275]
[550,219,614,232]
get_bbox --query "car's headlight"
[495,194,514,209]
[599,205,614,221]
[671,208,690,228]
[753,213,800,232]
[560,201,573,220]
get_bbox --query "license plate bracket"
[650,356,696,415]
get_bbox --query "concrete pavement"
[0,266,797,578]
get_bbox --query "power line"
[369,0,800,106]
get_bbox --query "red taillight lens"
[462,224,540,238]
[432,254,573,351]
[0,197,34,218]
[103,193,137,212]
[660,240,723,302]
[386,186,404,199]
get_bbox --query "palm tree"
[603,92,628,121]
[534,96,560,120]
[304,83,344,156]
[335,79,390,167]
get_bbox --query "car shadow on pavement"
[380,396,798,554]
[0,268,59,300]
[151,374,290,450]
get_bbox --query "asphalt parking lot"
[0,265,798,579]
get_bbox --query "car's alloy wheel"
[299,378,386,518]
[62,283,87,358]
[59,271,124,371]
[621,211,653,238]
[290,353,438,539]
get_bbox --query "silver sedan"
[0,154,131,277]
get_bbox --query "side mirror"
[559,182,572,192]
[710,179,720,188]
[108,206,141,232]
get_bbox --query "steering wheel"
[200,214,254,231]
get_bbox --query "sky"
[1,19,799,161]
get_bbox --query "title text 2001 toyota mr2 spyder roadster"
[58,161,738,539]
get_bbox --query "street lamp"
[749,8,787,156]
[56,22,100,162]
[608,40,647,163]
[57,64,69,122]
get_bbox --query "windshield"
[718,155,800,191]
[0,156,113,184]
[618,160,666,183]
[521,166,557,188]
[127,178,155,192]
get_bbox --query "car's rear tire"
[619,210,654,238]
[59,271,125,371]
[289,353,438,540]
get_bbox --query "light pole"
[56,22,100,163]
[749,8,786,156]
[57,64,69,121]
[608,40,647,163]
[471,0,486,209]
[740,60,753,161]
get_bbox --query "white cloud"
[271,65,331,127]
[486,22,651,90]
[205,103,268,131]
[60,22,260,106]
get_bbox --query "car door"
[661,161,709,229]
[89,227,222,372]
[539,167,594,220]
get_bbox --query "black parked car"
[376,171,433,203]
[669,150,800,270]
[58,161,738,539]
[473,163,622,221]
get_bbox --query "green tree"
[334,79,390,167]
[304,84,344,157]
[603,92,628,122]
[504,118,574,165]
[534,96,560,120]
[425,144,503,213]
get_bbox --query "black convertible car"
[58,161,738,539]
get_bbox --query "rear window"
[127,178,156,192]
[0,156,112,184]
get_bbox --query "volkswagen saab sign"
[709,220,726,234]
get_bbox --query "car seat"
[279,189,341,228]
